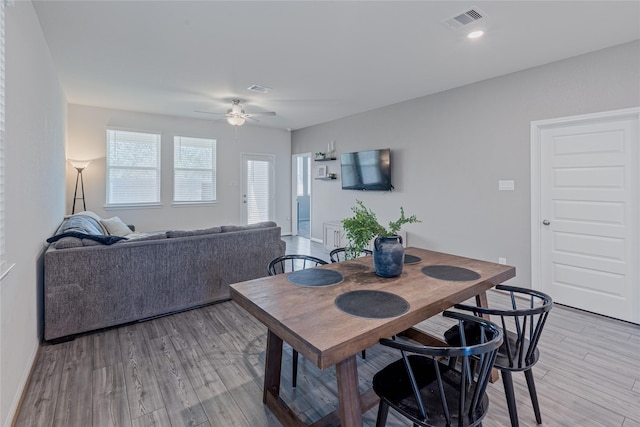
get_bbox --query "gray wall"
[292,40,640,287]
[67,104,292,232]
[1,1,67,424]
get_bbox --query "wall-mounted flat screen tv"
[341,148,392,191]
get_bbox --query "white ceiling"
[32,1,640,131]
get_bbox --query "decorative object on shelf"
[315,152,325,160]
[341,200,420,277]
[68,159,92,214]
[327,140,336,159]
[316,165,328,178]
[328,173,337,179]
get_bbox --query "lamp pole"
[71,167,86,214]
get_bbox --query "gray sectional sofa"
[44,212,285,341]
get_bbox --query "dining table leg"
[263,329,283,403]
[335,355,363,427]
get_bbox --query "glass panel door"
[242,153,275,224]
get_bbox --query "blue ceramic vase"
[373,235,404,277]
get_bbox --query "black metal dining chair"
[267,254,327,276]
[445,285,553,427]
[267,254,328,387]
[373,311,503,427]
[329,247,372,263]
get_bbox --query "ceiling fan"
[197,99,276,127]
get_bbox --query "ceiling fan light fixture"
[227,116,245,126]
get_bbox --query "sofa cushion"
[166,227,221,238]
[101,216,133,236]
[121,231,167,242]
[220,222,277,233]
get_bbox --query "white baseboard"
[4,341,39,427]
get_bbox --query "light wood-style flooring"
[15,236,640,426]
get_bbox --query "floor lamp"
[68,159,91,214]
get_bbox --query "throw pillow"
[101,216,132,237]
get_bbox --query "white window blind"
[246,159,271,224]
[296,156,311,197]
[0,2,7,278]
[296,156,304,196]
[173,136,216,203]
[106,129,161,206]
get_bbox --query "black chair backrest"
[329,247,373,263]
[267,254,328,275]
[377,311,503,426]
[453,284,552,369]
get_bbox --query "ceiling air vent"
[441,7,487,30]
[247,84,271,94]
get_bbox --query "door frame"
[291,152,312,237]
[530,107,640,318]
[241,152,275,225]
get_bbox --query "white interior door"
[242,153,275,225]
[531,108,640,323]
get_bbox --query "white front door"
[241,153,275,225]
[531,108,640,323]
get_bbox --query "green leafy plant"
[341,200,420,260]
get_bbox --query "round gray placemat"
[421,265,481,281]
[287,269,344,287]
[335,290,410,319]
[404,254,422,265]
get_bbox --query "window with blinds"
[0,2,7,278]
[173,136,216,203]
[106,129,161,206]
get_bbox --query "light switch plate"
[498,180,515,191]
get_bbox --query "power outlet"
[498,257,507,265]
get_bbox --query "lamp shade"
[68,159,92,170]
[227,116,246,126]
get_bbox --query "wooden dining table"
[230,247,515,427]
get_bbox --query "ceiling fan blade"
[194,110,225,116]
[245,111,276,117]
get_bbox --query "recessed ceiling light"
[467,30,484,39]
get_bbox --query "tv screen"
[341,148,392,191]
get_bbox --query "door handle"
[542,220,550,226]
